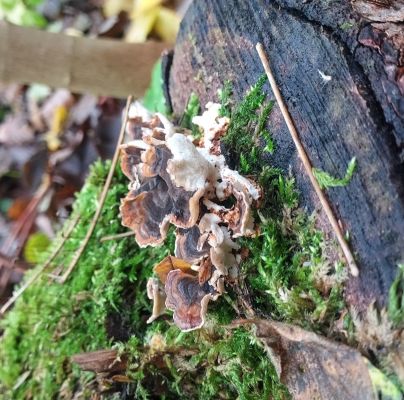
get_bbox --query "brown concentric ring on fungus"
[165,269,217,332]
[203,190,255,238]
[140,145,172,178]
[120,144,143,182]
[166,186,204,229]
[120,177,203,246]
[120,177,172,246]
[126,103,161,140]
[175,226,210,264]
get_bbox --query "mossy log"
[167,0,404,311]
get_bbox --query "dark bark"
[236,319,374,400]
[168,0,404,310]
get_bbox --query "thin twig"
[100,231,135,242]
[0,214,80,315]
[55,96,133,284]
[256,43,359,277]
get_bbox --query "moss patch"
[0,162,173,398]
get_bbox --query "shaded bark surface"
[168,0,404,310]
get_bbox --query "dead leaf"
[124,0,180,43]
[0,115,34,145]
[71,349,127,373]
[45,105,69,151]
[0,148,12,177]
[154,255,192,284]
[235,319,376,400]
[111,374,132,383]
[352,0,404,22]
[154,7,180,43]
[40,89,74,129]
[68,94,98,126]
[126,5,160,43]
[103,0,133,18]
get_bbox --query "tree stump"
[167,0,404,310]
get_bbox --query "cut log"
[168,0,404,310]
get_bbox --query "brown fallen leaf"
[234,319,376,400]
[154,255,193,284]
[71,349,127,374]
[0,114,34,145]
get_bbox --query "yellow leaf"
[45,134,61,152]
[125,8,159,43]
[45,105,68,151]
[24,232,50,264]
[103,0,133,17]
[154,7,180,43]
[51,105,69,134]
[132,0,163,17]
[122,0,179,43]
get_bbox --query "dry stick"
[256,43,359,277]
[56,96,133,284]
[0,214,80,314]
[100,231,135,242]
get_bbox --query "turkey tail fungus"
[119,101,262,331]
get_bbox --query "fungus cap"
[165,269,217,332]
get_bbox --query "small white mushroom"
[192,102,230,152]
[209,227,240,275]
[166,133,216,192]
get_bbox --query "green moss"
[313,157,357,190]
[388,264,403,328]
[219,77,347,333]
[0,162,174,399]
[221,76,275,174]
[121,322,289,400]
[180,92,201,139]
[368,362,402,400]
[143,61,169,115]
[218,80,232,118]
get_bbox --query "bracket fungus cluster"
[120,102,262,331]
